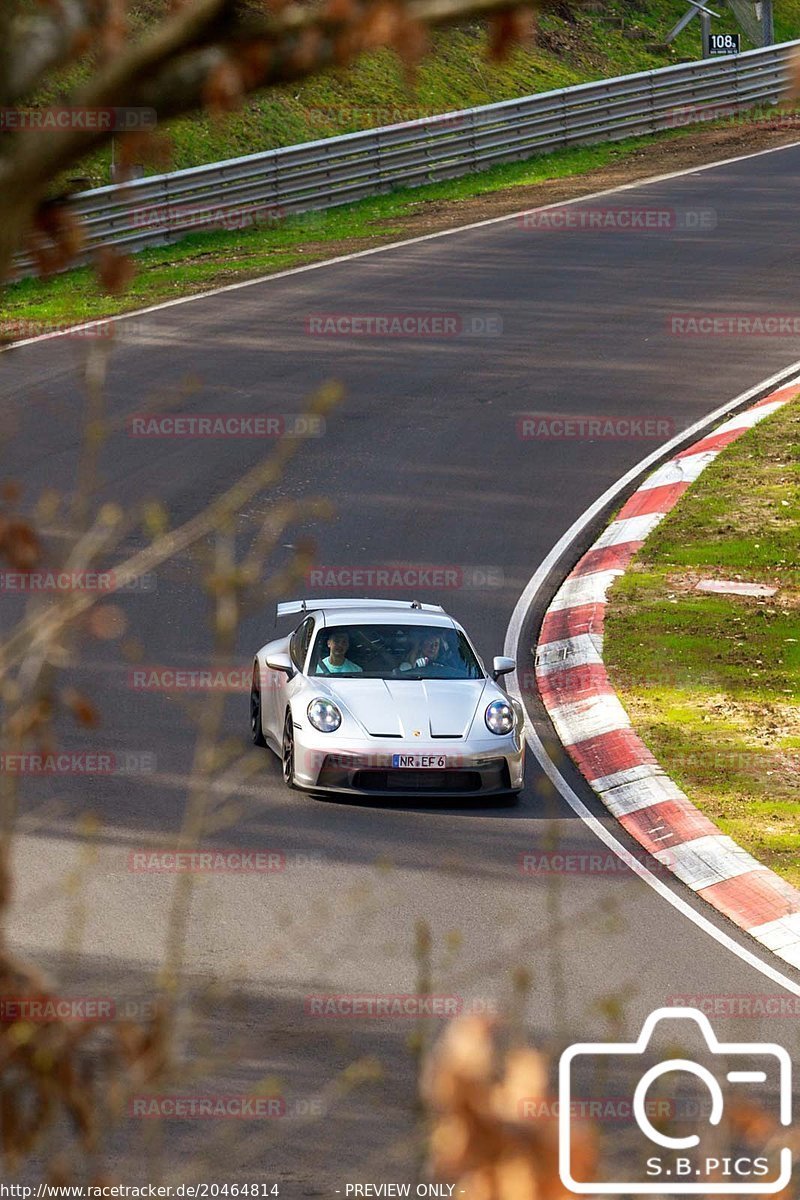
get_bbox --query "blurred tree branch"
[0,362,341,1172]
[0,0,537,283]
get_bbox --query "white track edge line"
[4,139,800,350]
[504,360,800,997]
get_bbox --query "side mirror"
[266,650,295,680]
[492,655,516,682]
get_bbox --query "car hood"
[324,678,490,738]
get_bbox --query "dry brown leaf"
[62,688,100,728]
[288,29,324,75]
[0,481,21,505]
[236,41,273,88]
[87,604,128,640]
[726,1099,779,1143]
[0,520,42,571]
[424,1016,598,1200]
[96,247,135,295]
[28,201,85,276]
[430,1113,473,1173]
[361,0,401,47]
[425,1014,497,1100]
[203,59,245,116]
[494,1153,540,1200]
[488,8,533,60]
[118,130,173,171]
[458,1165,496,1200]
[99,0,128,59]
[491,1047,548,1122]
[325,0,360,20]
[393,13,428,79]
[788,49,800,99]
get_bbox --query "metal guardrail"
[15,40,799,274]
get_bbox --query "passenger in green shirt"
[319,631,363,674]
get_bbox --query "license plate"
[392,754,447,769]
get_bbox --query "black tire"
[250,679,266,747]
[282,711,297,789]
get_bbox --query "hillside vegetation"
[61,0,800,186]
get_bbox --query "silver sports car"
[250,598,525,799]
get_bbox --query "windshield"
[308,623,484,680]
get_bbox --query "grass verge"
[604,398,800,887]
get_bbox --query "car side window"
[290,617,315,671]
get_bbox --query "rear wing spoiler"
[276,598,445,618]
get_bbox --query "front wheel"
[250,682,266,747]
[282,711,297,789]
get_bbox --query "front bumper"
[293,732,525,797]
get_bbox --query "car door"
[261,616,312,742]
[270,615,315,734]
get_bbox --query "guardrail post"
[761,0,774,47]
[163,171,174,243]
[700,10,711,57]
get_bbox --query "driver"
[402,633,448,671]
[318,630,363,674]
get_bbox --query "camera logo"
[559,1007,792,1194]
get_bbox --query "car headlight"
[308,698,342,733]
[485,699,514,735]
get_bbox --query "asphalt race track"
[2,141,800,1188]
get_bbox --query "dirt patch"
[656,570,800,606]
[699,695,800,745]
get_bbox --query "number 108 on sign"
[709,33,741,54]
